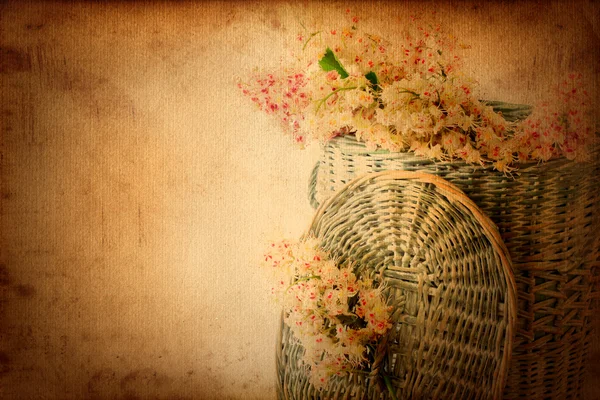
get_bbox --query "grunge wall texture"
[0,1,599,399]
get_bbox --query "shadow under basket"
[306,102,600,399]
[277,171,518,400]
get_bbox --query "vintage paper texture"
[0,1,598,399]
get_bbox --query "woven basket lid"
[277,171,517,400]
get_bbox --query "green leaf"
[336,314,357,325]
[347,293,360,310]
[365,71,379,91]
[336,314,367,329]
[319,48,349,78]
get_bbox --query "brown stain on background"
[0,1,599,399]
[0,47,32,74]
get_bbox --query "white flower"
[260,237,392,387]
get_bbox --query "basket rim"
[321,132,600,170]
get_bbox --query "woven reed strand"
[307,126,600,398]
[277,171,517,399]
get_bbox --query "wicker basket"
[307,105,600,399]
[277,171,518,399]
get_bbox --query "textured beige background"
[0,1,598,399]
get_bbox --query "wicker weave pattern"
[308,133,600,399]
[277,171,517,399]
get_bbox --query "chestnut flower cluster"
[239,13,597,173]
[262,237,392,388]
[513,73,596,164]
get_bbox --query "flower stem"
[383,375,398,400]
[303,31,321,51]
[344,369,398,400]
[316,86,358,112]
